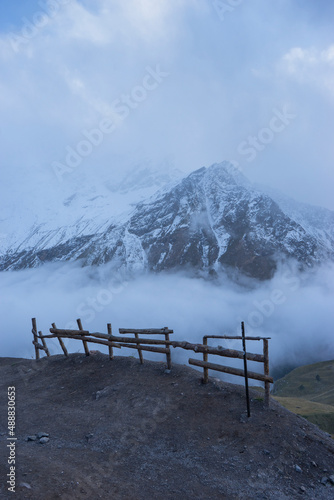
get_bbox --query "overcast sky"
[1,0,334,209]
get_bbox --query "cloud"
[1,262,334,387]
[1,0,334,216]
[280,45,334,100]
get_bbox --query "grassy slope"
[272,360,334,435]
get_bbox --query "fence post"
[134,333,143,364]
[38,330,50,357]
[203,336,209,384]
[77,318,90,356]
[241,322,251,418]
[164,327,171,370]
[263,339,270,407]
[32,318,40,360]
[52,323,68,357]
[107,323,113,360]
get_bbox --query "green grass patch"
[272,360,334,405]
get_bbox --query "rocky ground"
[1,353,334,499]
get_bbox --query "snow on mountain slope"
[258,185,334,250]
[1,161,333,280]
[0,161,183,256]
[127,162,331,279]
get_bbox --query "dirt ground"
[1,353,334,499]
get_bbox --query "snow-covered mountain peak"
[205,161,250,188]
[1,159,334,281]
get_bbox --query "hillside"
[1,354,334,499]
[272,360,334,435]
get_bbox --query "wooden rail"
[170,341,265,363]
[188,359,273,383]
[111,327,173,369]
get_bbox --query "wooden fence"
[31,318,273,409]
[187,331,272,407]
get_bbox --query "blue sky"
[0,0,334,210]
[0,1,43,30]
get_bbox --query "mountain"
[1,161,334,280]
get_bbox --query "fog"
[1,262,334,383]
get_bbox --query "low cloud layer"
[1,262,334,384]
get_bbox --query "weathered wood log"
[77,319,90,356]
[32,341,48,351]
[119,328,173,335]
[45,330,108,341]
[164,327,171,370]
[48,328,171,345]
[72,337,121,348]
[107,337,265,363]
[51,323,68,356]
[171,341,265,363]
[38,330,50,357]
[188,358,273,383]
[202,337,209,384]
[203,335,271,341]
[107,324,113,360]
[110,335,170,346]
[263,339,270,407]
[134,333,144,364]
[49,328,90,336]
[49,328,118,343]
[32,318,40,360]
[47,333,121,349]
[90,331,114,340]
[40,333,66,339]
[115,343,169,354]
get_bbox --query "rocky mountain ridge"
[1,161,334,280]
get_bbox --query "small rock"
[19,482,32,490]
[294,465,302,473]
[26,436,37,442]
[95,386,112,400]
[300,486,306,493]
[39,437,49,444]
[320,477,328,485]
[164,369,171,374]
[263,449,271,456]
[36,432,49,439]
[328,475,334,485]
[85,433,94,441]
[311,461,317,467]
[239,414,248,424]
